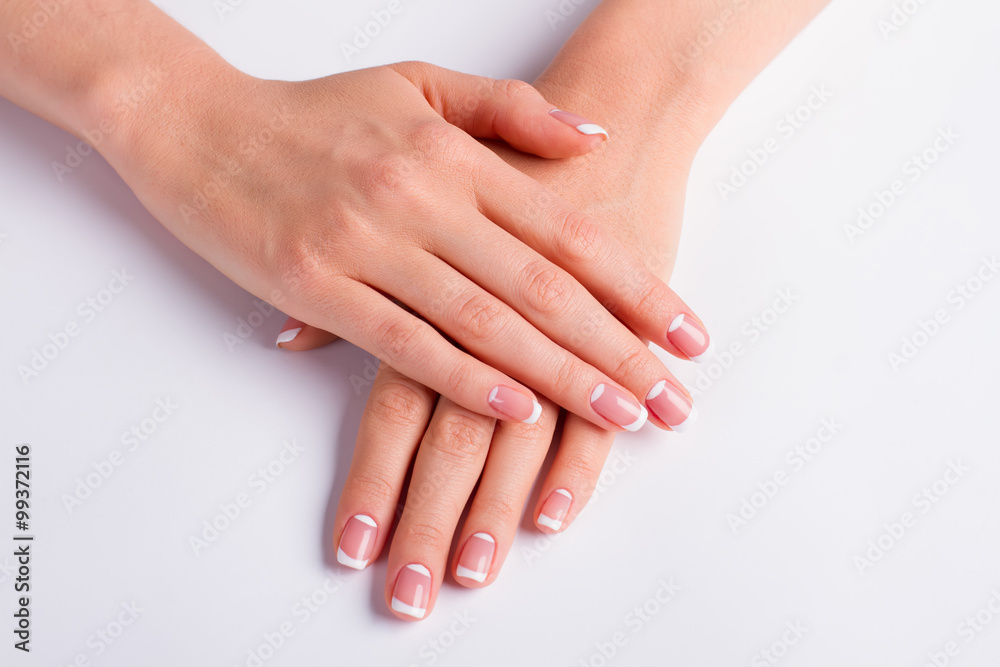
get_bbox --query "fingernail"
[590,384,648,431]
[667,314,713,362]
[275,326,302,348]
[455,532,496,583]
[336,514,377,570]
[645,381,698,433]
[488,385,542,424]
[549,109,609,139]
[391,563,432,620]
[538,489,573,531]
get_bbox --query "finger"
[385,398,496,620]
[370,251,650,432]
[293,278,543,424]
[451,397,559,587]
[275,317,340,350]
[388,61,607,159]
[533,413,617,534]
[477,164,714,363]
[332,363,436,570]
[429,212,698,432]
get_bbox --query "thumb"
[389,61,608,159]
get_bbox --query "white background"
[2,0,999,665]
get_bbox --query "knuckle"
[399,520,450,551]
[495,78,536,101]
[452,292,506,342]
[367,380,428,429]
[549,355,583,399]
[274,236,332,301]
[362,152,418,197]
[523,260,576,317]
[627,276,671,319]
[348,469,398,507]
[373,317,424,366]
[443,360,474,398]
[427,412,491,462]
[413,121,474,166]
[555,210,604,263]
[479,494,521,527]
[611,348,651,387]
[561,453,601,492]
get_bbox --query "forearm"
[0,0,225,153]
[536,0,832,155]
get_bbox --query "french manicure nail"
[645,380,698,433]
[590,384,648,431]
[391,563,432,620]
[455,533,496,583]
[275,327,302,348]
[538,489,573,531]
[488,385,542,424]
[549,109,609,139]
[337,514,377,570]
[667,314,713,362]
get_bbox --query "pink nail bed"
[538,489,573,531]
[337,514,377,570]
[549,109,609,139]
[667,314,713,362]
[645,381,698,433]
[391,564,432,619]
[455,533,496,583]
[590,384,648,431]
[488,385,542,424]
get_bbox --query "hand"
[281,83,708,619]
[103,52,704,432]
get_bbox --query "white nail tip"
[523,400,543,425]
[336,548,369,570]
[668,314,686,333]
[275,327,302,347]
[455,565,488,583]
[646,380,667,402]
[590,384,606,403]
[537,513,563,531]
[471,532,496,544]
[406,563,431,576]
[575,123,609,138]
[669,406,699,434]
[391,597,426,619]
[688,341,715,364]
[622,406,648,432]
[353,514,377,527]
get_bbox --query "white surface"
[2,0,999,665]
